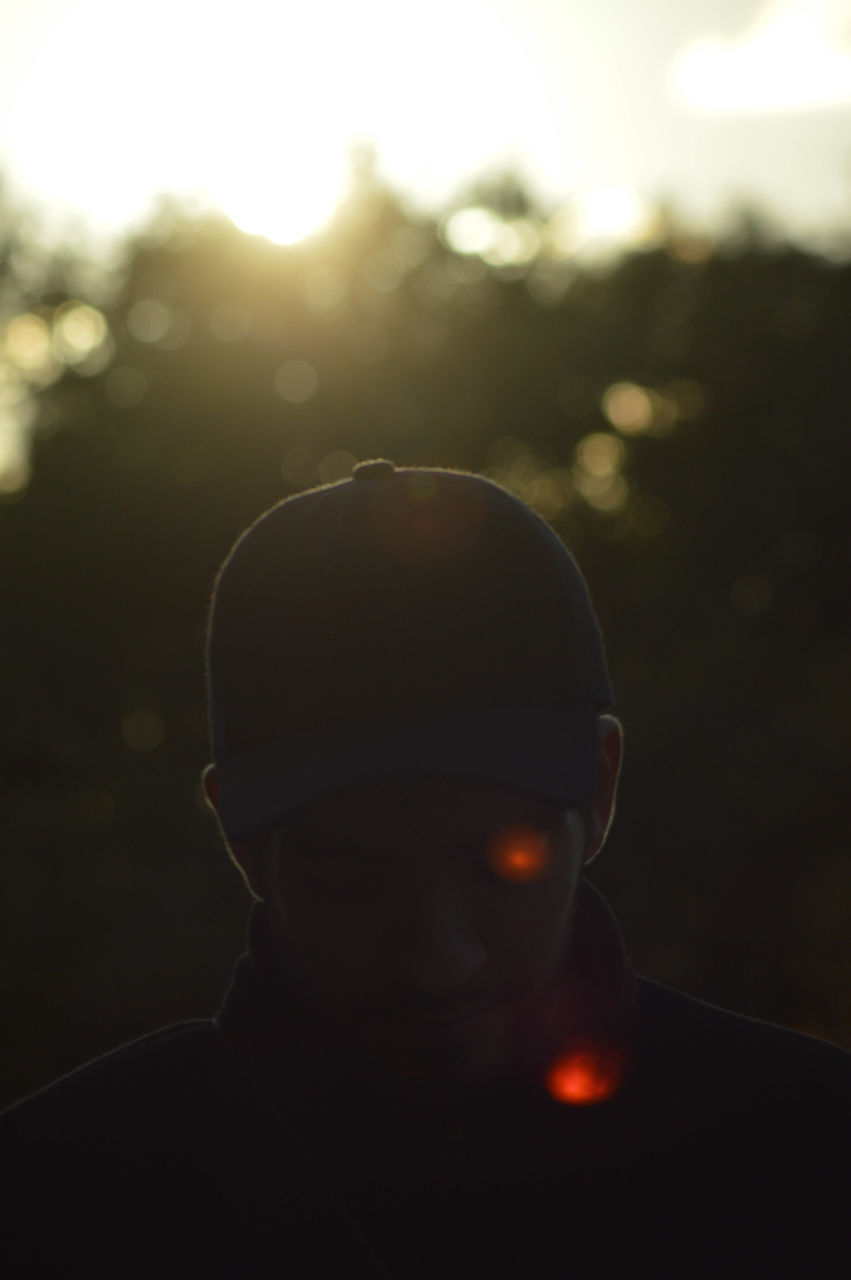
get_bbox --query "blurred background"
[1,0,850,1107]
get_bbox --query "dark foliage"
[1,170,849,1106]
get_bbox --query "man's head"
[204,460,622,1097]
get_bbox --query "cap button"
[353,458,396,481]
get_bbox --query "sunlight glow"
[541,188,652,258]
[4,314,51,373]
[602,383,655,434]
[573,471,630,516]
[670,0,851,115]
[442,208,504,256]
[441,208,543,265]
[575,432,624,478]
[0,364,37,494]
[574,187,650,248]
[52,303,109,364]
[2,0,553,247]
[0,0,847,250]
[214,142,347,246]
[0,428,31,495]
[601,383,680,438]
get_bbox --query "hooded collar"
[214,877,638,1187]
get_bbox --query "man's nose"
[385,875,488,995]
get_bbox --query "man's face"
[257,776,589,1102]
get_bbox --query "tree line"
[1,165,849,1103]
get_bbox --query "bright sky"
[0,0,849,249]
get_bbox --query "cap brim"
[217,702,599,841]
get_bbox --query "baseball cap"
[207,460,613,841]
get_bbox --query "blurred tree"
[1,162,849,1107]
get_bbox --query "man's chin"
[356,1049,505,1111]
[338,1006,518,1108]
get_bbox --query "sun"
[208,137,348,247]
[1,0,556,249]
[575,186,650,248]
[3,0,354,246]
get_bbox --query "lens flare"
[546,1043,624,1105]
[488,827,551,883]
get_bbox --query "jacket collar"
[215,878,637,1137]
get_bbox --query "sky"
[0,0,849,250]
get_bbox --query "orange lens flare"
[487,827,551,883]
[545,1044,625,1106]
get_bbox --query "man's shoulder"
[636,975,851,1076]
[0,1020,272,1276]
[0,1019,236,1148]
[631,976,851,1149]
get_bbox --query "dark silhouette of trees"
[1,162,849,1105]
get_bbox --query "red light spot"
[488,827,550,883]
[546,1045,624,1105]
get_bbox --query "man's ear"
[201,763,265,900]
[582,714,623,866]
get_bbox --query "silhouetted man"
[2,460,849,1276]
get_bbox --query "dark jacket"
[2,881,849,1277]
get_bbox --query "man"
[2,460,849,1276]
